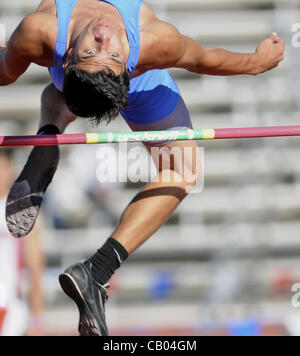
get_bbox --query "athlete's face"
[72,18,127,76]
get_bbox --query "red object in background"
[0,308,7,335]
[271,269,296,295]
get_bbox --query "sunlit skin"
[0,0,285,83]
[63,16,129,76]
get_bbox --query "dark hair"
[63,61,130,125]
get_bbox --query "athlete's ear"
[63,48,74,69]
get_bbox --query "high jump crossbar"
[1,125,300,147]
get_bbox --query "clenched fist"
[254,32,285,74]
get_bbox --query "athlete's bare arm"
[0,1,285,84]
[138,19,285,76]
[0,13,53,86]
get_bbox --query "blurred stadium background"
[1,0,300,336]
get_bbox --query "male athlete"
[0,0,284,336]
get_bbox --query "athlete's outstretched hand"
[255,32,285,74]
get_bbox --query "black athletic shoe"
[6,145,59,238]
[59,262,109,336]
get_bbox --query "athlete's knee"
[41,84,62,108]
[186,145,203,187]
[180,162,202,191]
[41,84,77,124]
[151,142,203,187]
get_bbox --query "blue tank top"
[49,0,180,124]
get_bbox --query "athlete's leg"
[112,138,202,253]
[6,84,76,238]
[59,137,201,336]
[39,83,76,132]
[59,96,200,336]
[59,97,201,336]
[112,96,201,253]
